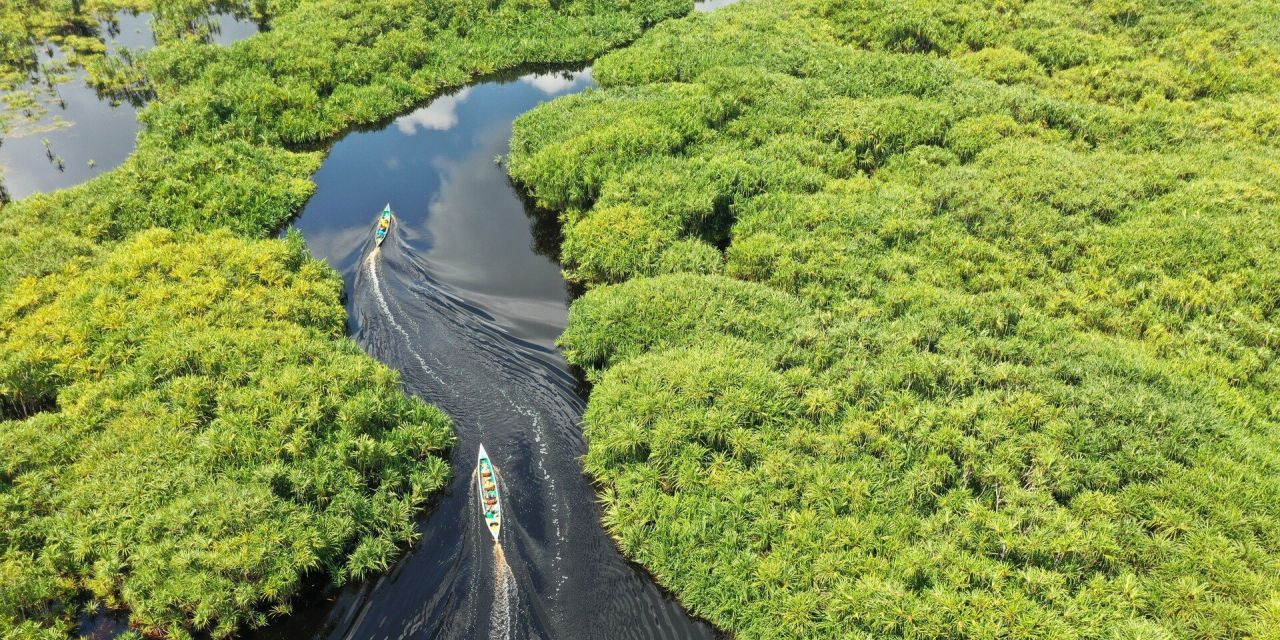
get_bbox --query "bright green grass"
[0,229,454,638]
[509,0,1280,637]
[1,0,694,636]
[0,1,264,137]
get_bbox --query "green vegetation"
[0,1,267,135]
[2,0,693,295]
[1,0,695,636]
[509,0,1280,637]
[1,229,453,638]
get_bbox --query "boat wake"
[362,249,448,392]
[260,64,718,640]
[491,546,516,640]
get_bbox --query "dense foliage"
[1,0,692,295]
[0,230,453,638]
[509,0,1280,637]
[1,0,694,636]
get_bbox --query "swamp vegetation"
[1,0,268,112]
[2,229,453,638]
[509,0,1280,637]
[0,0,693,293]
[1,0,695,637]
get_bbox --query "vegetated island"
[509,0,1280,637]
[0,0,695,637]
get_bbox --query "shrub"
[509,0,1280,637]
[0,229,454,637]
[560,273,806,377]
[956,46,1045,85]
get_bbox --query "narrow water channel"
[0,9,260,200]
[268,65,718,640]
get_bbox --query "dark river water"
[0,10,259,200]
[266,65,719,640]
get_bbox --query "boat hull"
[477,445,501,541]
[375,204,392,247]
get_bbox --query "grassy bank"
[1,0,694,636]
[509,0,1280,637]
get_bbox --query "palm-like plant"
[509,0,1280,637]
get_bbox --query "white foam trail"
[491,547,516,639]
[366,251,448,389]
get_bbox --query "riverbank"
[509,0,1280,637]
[0,0,695,636]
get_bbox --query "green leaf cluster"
[1,0,696,636]
[0,229,454,637]
[509,0,1280,637]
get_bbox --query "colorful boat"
[375,204,393,246]
[477,444,501,541]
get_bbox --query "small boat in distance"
[477,444,501,541]
[375,204,393,246]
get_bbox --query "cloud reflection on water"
[394,87,474,134]
[519,69,593,95]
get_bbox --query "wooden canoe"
[375,203,392,246]
[477,444,501,541]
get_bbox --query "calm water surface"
[0,10,259,200]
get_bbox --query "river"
[268,62,718,640]
[24,2,735,637]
